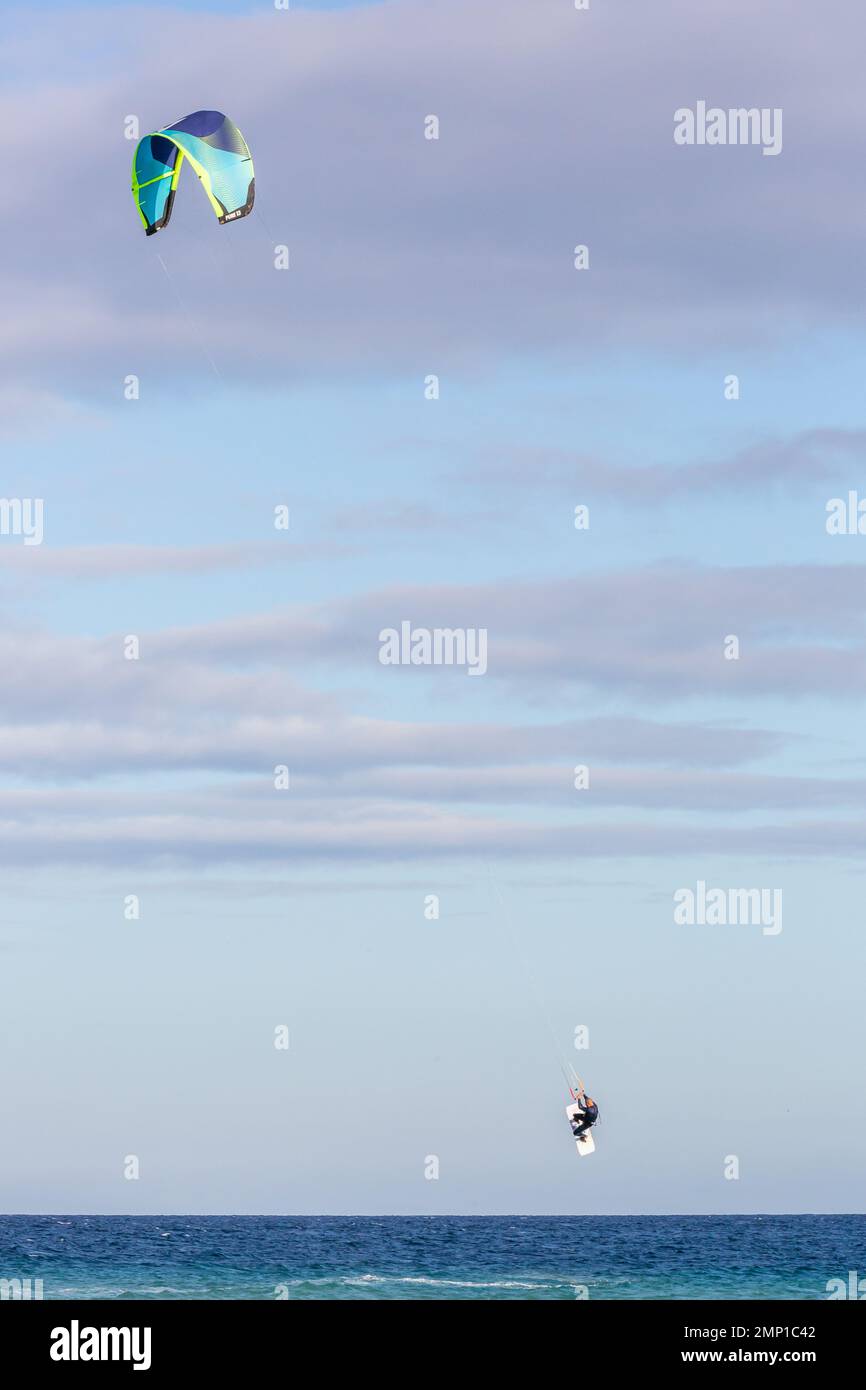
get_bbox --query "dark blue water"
[0,1215,861,1299]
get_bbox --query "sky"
[1,0,865,1215]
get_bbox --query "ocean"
[0,1214,861,1300]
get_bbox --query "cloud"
[134,562,866,701]
[0,710,780,781]
[0,781,860,868]
[0,540,344,579]
[0,386,102,437]
[2,554,860,748]
[2,1,864,869]
[5,0,866,397]
[463,430,866,504]
[0,569,859,864]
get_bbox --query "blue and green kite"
[131,110,255,236]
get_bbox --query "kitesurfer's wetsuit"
[571,1097,598,1139]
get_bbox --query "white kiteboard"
[566,1102,595,1156]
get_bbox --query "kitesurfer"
[570,1087,598,1139]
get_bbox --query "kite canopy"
[132,110,255,236]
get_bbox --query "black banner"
[2,1297,860,1375]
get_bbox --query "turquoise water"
[0,1215,861,1299]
